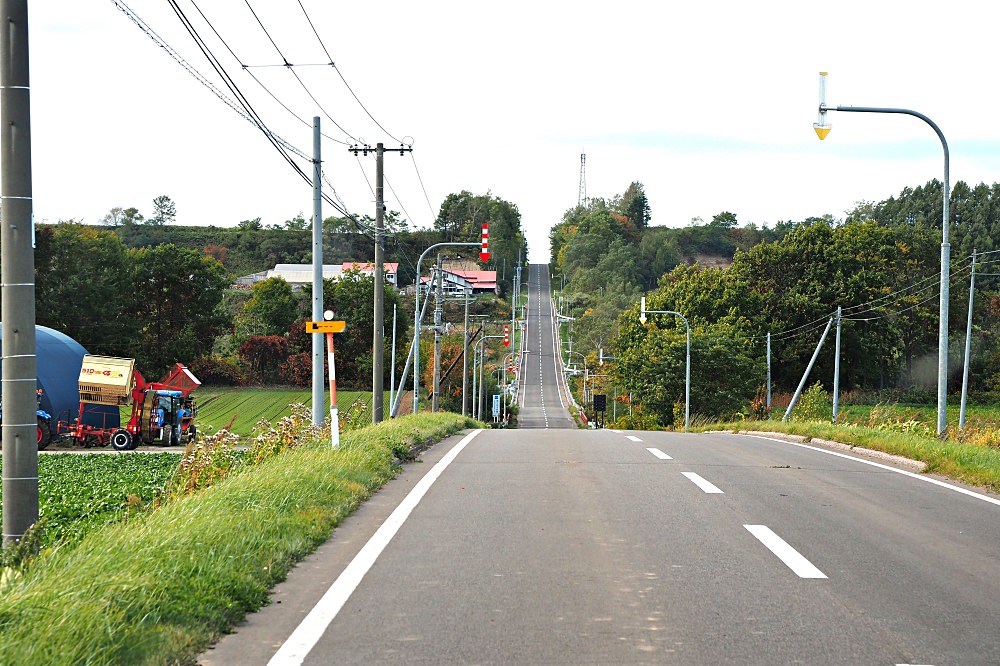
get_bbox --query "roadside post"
[306,315,346,449]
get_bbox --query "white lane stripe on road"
[646,447,672,460]
[745,434,1000,508]
[682,471,724,493]
[267,429,484,666]
[626,435,643,442]
[744,524,827,579]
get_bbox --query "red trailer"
[59,356,200,450]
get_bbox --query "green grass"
[0,412,476,665]
[699,417,1000,493]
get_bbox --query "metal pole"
[310,117,324,425]
[766,332,772,415]
[684,320,690,431]
[390,303,397,413]
[372,143,385,423]
[832,306,842,424]
[476,334,504,420]
[1,0,37,547]
[639,304,690,431]
[960,250,977,429]
[462,291,469,416]
[432,258,443,412]
[476,335,486,421]
[826,99,950,435]
[472,340,479,420]
[783,318,834,422]
[389,286,432,417]
[412,241,479,414]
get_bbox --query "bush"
[790,381,830,422]
[279,352,313,387]
[189,355,246,386]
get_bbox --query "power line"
[410,151,438,223]
[241,0,357,141]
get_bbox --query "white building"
[236,262,399,291]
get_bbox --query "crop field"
[0,453,182,550]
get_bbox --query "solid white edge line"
[682,471,724,494]
[626,435,643,442]
[744,434,1000,507]
[267,429,484,666]
[744,524,827,579]
[646,447,672,460]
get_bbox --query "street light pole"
[815,71,951,436]
[640,297,691,431]
[412,241,479,414]
[476,333,504,420]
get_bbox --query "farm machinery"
[0,389,54,450]
[58,355,200,450]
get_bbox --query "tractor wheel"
[110,429,133,451]
[185,424,196,445]
[36,417,51,451]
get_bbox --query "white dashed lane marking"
[744,524,827,579]
[646,447,672,460]
[682,472,724,494]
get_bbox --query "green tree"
[34,223,142,356]
[236,277,301,337]
[150,195,177,226]
[131,244,230,375]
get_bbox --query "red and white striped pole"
[479,223,491,263]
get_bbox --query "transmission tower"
[577,152,587,208]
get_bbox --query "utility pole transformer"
[1,0,38,547]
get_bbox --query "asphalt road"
[516,264,576,430]
[202,428,1000,665]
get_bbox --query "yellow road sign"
[305,320,346,333]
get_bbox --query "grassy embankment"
[700,403,1000,494]
[0,411,476,665]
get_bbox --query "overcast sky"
[27,1,1000,264]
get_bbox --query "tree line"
[553,180,1000,428]
[16,190,526,391]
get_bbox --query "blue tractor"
[0,389,54,450]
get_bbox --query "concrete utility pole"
[372,143,385,423]
[350,142,411,423]
[432,257,444,412]
[311,117,324,425]
[461,292,471,416]
[1,0,38,547]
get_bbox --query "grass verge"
[0,411,476,665]
[700,419,1000,493]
